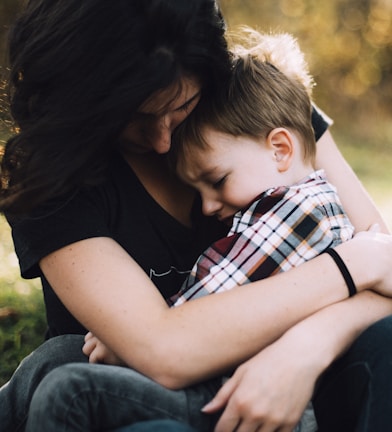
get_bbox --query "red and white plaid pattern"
[171,170,354,306]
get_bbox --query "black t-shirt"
[8,108,330,338]
[9,155,227,337]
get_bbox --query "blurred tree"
[0,0,25,137]
[220,0,392,138]
[0,0,24,63]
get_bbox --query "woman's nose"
[151,116,172,154]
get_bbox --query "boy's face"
[179,128,283,223]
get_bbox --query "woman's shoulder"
[6,155,140,279]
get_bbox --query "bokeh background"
[0,0,391,384]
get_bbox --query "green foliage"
[0,285,46,387]
[0,216,46,387]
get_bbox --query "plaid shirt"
[171,170,354,306]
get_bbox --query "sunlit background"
[221,0,392,125]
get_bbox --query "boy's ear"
[267,128,294,172]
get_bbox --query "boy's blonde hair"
[228,27,314,95]
[172,29,317,171]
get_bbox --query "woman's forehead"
[138,76,201,115]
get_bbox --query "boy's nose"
[202,196,222,216]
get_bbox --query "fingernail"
[201,402,213,412]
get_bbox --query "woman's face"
[120,77,201,155]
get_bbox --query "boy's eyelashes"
[211,175,227,189]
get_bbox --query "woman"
[1,1,392,431]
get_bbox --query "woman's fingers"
[202,377,237,414]
[205,335,314,432]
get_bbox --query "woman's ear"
[266,128,294,172]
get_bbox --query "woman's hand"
[337,225,392,297]
[361,226,392,297]
[202,333,317,432]
[83,332,125,366]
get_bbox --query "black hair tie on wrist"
[323,248,357,297]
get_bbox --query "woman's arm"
[315,130,390,233]
[40,228,392,389]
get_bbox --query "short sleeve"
[7,188,111,279]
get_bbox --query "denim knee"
[26,363,100,431]
[0,335,87,432]
[110,419,198,432]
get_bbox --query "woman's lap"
[0,333,220,432]
[24,360,221,431]
[2,315,392,432]
[0,334,87,432]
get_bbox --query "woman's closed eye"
[176,98,196,113]
[175,92,201,112]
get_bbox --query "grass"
[0,284,46,386]
[0,125,391,387]
[0,216,46,386]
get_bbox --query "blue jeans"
[0,335,221,432]
[0,334,88,432]
[23,360,221,431]
[2,316,392,431]
[110,420,197,431]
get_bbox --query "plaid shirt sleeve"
[171,172,354,306]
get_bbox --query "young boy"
[166,31,354,432]
[85,31,355,432]
[169,30,354,306]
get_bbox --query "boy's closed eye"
[212,175,227,189]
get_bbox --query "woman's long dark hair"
[0,0,230,214]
